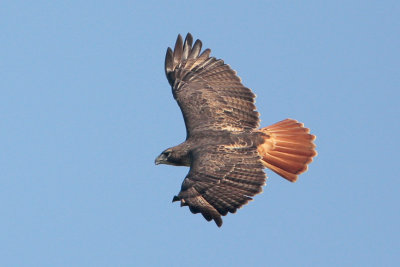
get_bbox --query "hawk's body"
[155,34,317,227]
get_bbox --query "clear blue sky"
[1,1,399,266]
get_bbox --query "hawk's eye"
[164,150,171,157]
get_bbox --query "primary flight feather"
[155,33,317,227]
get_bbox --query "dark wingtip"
[188,39,202,60]
[215,217,223,227]
[175,34,183,47]
[182,33,193,61]
[185,33,193,43]
[173,34,183,58]
[165,47,173,71]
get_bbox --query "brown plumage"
[155,33,317,227]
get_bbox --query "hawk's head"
[155,147,191,167]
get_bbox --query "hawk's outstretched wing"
[165,33,260,137]
[173,145,266,227]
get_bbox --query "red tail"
[257,119,317,182]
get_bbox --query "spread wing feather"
[173,145,266,227]
[165,33,260,137]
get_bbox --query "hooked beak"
[155,153,167,165]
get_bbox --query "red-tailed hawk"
[155,33,317,227]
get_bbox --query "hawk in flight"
[155,33,317,227]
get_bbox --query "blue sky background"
[1,1,399,266]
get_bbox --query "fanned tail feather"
[257,119,317,182]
